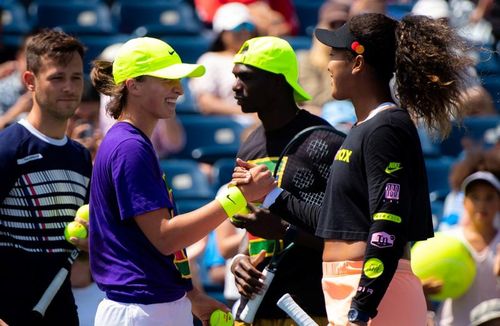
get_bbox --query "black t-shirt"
[316,107,434,317]
[236,109,345,319]
[316,107,433,241]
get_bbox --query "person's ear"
[125,78,141,95]
[352,54,365,75]
[23,70,35,91]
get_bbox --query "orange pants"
[322,259,426,326]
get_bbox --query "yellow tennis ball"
[209,310,233,326]
[64,221,88,243]
[229,206,251,223]
[411,232,476,301]
[75,204,89,222]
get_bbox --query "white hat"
[461,171,500,193]
[99,43,124,61]
[411,0,450,19]
[212,2,253,33]
[470,299,500,326]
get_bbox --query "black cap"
[315,23,364,53]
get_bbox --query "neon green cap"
[233,36,311,102]
[112,37,205,84]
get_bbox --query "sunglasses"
[231,22,256,32]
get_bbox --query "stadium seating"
[159,158,214,200]
[163,34,215,68]
[293,1,320,36]
[111,1,204,36]
[172,115,244,164]
[481,75,500,112]
[386,3,413,20]
[176,78,199,114]
[175,198,212,214]
[78,34,131,73]
[434,116,500,157]
[284,35,312,51]
[425,155,456,196]
[28,1,116,35]
[1,0,31,35]
[475,47,500,77]
[212,158,236,191]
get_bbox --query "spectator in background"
[194,0,299,36]
[296,0,350,116]
[321,99,357,134]
[0,35,32,130]
[67,79,103,161]
[441,140,500,230]
[459,85,496,116]
[214,216,246,307]
[349,0,386,16]
[429,171,500,326]
[96,43,186,160]
[190,2,258,128]
[470,298,500,326]
[411,0,450,21]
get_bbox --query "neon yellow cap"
[112,37,205,84]
[233,36,311,102]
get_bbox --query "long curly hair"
[349,13,473,138]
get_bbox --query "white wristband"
[230,253,248,272]
[262,187,284,208]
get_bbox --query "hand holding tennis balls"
[64,204,90,244]
[209,310,233,326]
[64,221,87,243]
[75,204,89,222]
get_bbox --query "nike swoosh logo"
[168,50,175,55]
[226,194,236,204]
[385,166,403,174]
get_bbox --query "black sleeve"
[350,125,412,318]
[269,189,322,233]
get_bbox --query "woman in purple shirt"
[89,37,274,326]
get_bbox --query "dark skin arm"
[231,203,323,251]
[230,203,324,299]
[231,250,267,299]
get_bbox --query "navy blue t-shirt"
[0,120,92,323]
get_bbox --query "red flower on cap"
[351,41,365,54]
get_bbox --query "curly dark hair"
[349,13,473,138]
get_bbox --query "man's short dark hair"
[26,29,85,75]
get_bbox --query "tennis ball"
[209,310,233,326]
[411,232,476,301]
[64,221,88,243]
[75,204,89,222]
[229,206,251,223]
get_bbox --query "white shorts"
[94,295,193,326]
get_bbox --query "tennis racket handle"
[239,268,275,323]
[32,268,69,316]
[277,293,318,326]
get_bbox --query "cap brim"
[461,171,500,193]
[148,63,206,79]
[290,80,312,102]
[315,25,353,49]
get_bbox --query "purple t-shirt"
[89,122,192,304]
